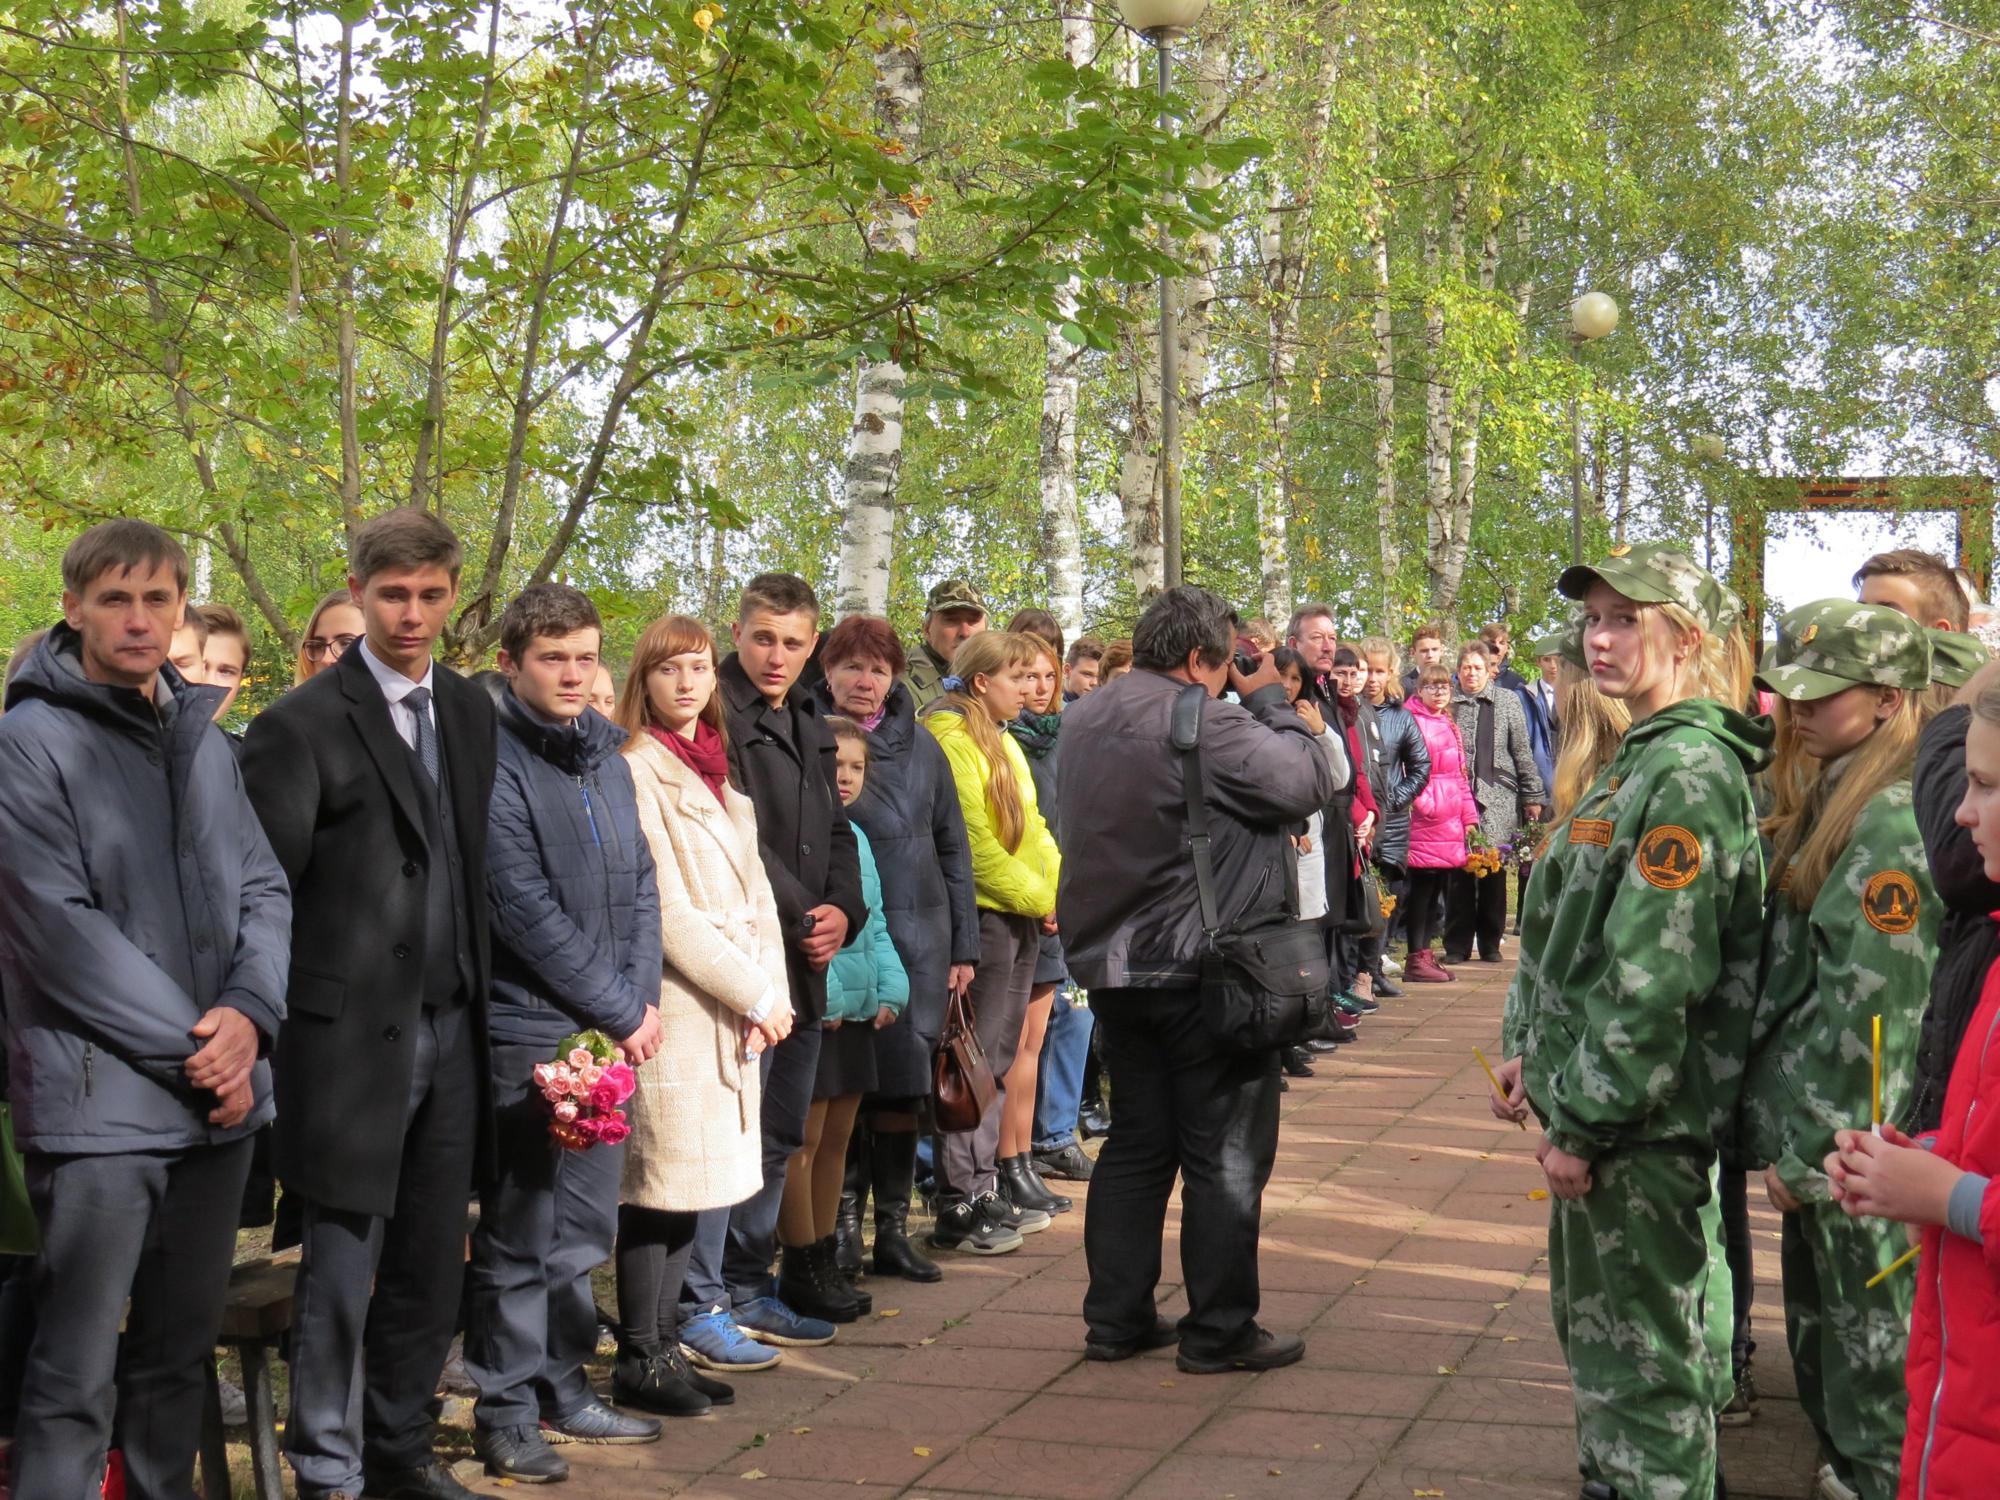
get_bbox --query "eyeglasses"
[303,633,360,662]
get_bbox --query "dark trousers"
[1405,868,1450,954]
[712,1021,822,1309]
[286,1003,479,1498]
[937,911,1041,1203]
[465,1042,623,1431]
[1444,869,1507,960]
[14,1137,254,1500]
[618,1206,699,1353]
[1082,986,1281,1359]
[0,1253,31,1437]
[1719,1166,1754,1374]
[1358,863,1405,978]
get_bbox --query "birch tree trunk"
[1117,28,1164,600]
[833,13,923,619]
[1366,124,1398,632]
[1038,5,1093,637]
[1423,174,1471,620]
[1258,26,1341,624]
[1441,224,1501,606]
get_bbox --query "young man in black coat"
[678,573,866,1359]
[242,510,497,1500]
[0,521,291,1500]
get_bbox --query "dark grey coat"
[1057,670,1336,990]
[0,627,291,1155]
[486,690,662,1048]
[1450,682,1545,848]
[811,682,979,1095]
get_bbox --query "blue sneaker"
[732,1294,837,1348]
[679,1309,782,1372]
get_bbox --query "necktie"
[405,685,440,784]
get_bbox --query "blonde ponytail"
[936,631,1043,855]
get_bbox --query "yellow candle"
[1872,1013,1884,1135]
[1474,1047,1529,1132]
[1865,1244,1920,1290]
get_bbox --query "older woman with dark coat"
[811,617,980,1284]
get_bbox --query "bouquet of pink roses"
[533,1030,637,1151]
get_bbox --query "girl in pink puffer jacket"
[1403,666,1480,981]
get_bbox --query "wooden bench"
[199,1257,296,1500]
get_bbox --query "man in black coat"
[679,573,865,1355]
[0,521,291,1500]
[243,510,497,1500]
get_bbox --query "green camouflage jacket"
[1502,698,1771,1160]
[1742,779,1939,1200]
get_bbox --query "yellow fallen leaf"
[1158,1380,1176,1388]
[878,1308,902,1318]
[1492,1302,1510,1310]
[1312,1443,1323,1451]
[740,1470,767,1481]
[918,1336,937,1345]
[1437,1365,1456,1375]
[1528,1189,1550,1201]
[1502,1335,1521,1343]
[1415,1491,1446,1498]
[913,1446,932,1457]
[1268,1467,1284,1477]
[791,1426,812,1435]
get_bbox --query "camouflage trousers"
[1549,1147,1733,1500]
[1781,1201,1914,1500]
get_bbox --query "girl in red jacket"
[1827,669,2000,1500]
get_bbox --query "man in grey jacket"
[0,520,291,1500]
[1057,586,1336,1376]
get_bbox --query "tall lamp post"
[1568,291,1620,564]
[1116,0,1209,589]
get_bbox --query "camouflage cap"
[924,577,986,617]
[1529,618,1585,671]
[1928,627,1990,689]
[1754,599,1934,701]
[1557,542,1735,634]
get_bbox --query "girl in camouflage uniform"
[1495,544,1768,1500]
[1745,600,1942,1500]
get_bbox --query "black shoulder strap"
[1173,683,1222,939]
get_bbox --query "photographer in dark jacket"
[0,521,290,1500]
[1058,587,1336,1376]
[466,585,667,1478]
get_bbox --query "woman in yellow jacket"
[922,631,1062,1256]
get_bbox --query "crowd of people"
[8,508,2000,1500]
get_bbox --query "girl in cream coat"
[612,614,791,1412]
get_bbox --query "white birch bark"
[834,13,923,619]
[1117,27,1164,600]
[1423,175,1470,619]
[1038,5,1093,637]
[1366,124,1398,632]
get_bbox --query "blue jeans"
[1033,990,1096,1152]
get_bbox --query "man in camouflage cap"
[1558,541,1738,634]
[1927,626,1988,691]
[1742,598,1939,1500]
[902,577,987,711]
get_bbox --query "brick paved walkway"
[514,958,1820,1500]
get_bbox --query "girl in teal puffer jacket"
[776,716,910,1321]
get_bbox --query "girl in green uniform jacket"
[1744,599,1942,1500]
[1494,543,1769,1500]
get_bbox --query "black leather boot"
[869,1128,943,1282]
[835,1136,866,1279]
[778,1240,859,1323]
[1002,1154,1070,1214]
[815,1235,870,1315]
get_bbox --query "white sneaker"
[1381,957,1403,977]
[1816,1465,1860,1500]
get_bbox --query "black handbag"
[1173,684,1335,1052]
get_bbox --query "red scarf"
[649,720,729,804]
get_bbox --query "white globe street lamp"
[1567,290,1621,563]
[1116,0,1211,588]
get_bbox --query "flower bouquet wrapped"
[533,1030,636,1150]
[1503,823,1548,869]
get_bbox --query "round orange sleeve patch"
[1636,826,1703,889]
[1863,871,1920,935]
